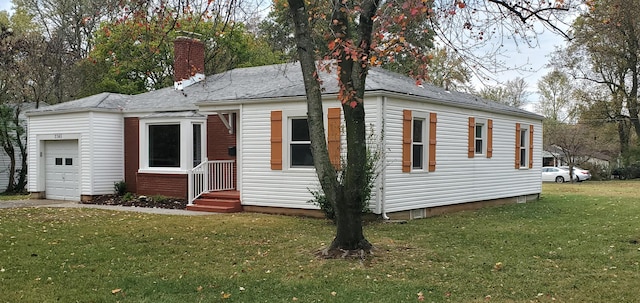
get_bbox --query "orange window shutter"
[529,125,534,168]
[428,112,437,172]
[487,119,493,158]
[270,111,283,170]
[327,107,341,170]
[402,110,412,172]
[468,117,475,158]
[515,123,521,169]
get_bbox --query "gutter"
[380,96,389,220]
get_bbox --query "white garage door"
[45,140,79,201]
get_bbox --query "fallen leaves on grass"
[493,262,503,271]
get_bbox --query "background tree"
[480,77,530,108]
[544,121,600,182]
[12,0,122,103]
[536,69,576,122]
[78,1,282,96]
[0,9,41,193]
[559,0,640,163]
[424,47,472,92]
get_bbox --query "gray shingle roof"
[27,62,542,119]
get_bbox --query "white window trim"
[519,125,529,170]
[411,111,429,172]
[191,122,206,167]
[474,118,487,156]
[139,117,206,174]
[286,114,314,170]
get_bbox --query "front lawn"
[1,181,639,302]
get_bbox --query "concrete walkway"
[0,199,218,216]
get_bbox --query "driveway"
[0,199,217,216]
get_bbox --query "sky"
[0,0,10,13]
[473,27,569,112]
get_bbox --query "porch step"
[187,191,242,213]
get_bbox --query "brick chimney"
[173,36,205,90]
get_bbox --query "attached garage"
[44,140,79,200]
[27,97,126,201]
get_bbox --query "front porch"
[187,159,243,213]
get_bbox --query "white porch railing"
[188,159,236,205]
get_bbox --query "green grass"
[0,193,31,200]
[1,181,640,302]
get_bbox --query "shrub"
[114,181,127,196]
[151,195,169,204]
[122,192,135,202]
[308,128,383,223]
[580,162,610,181]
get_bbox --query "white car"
[559,166,592,182]
[542,166,576,183]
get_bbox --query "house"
[26,37,543,219]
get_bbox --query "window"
[149,124,180,167]
[193,124,202,167]
[475,123,484,155]
[469,117,492,158]
[403,110,437,172]
[290,118,313,167]
[519,128,527,168]
[412,118,425,169]
[515,123,533,169]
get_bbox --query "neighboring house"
[26,37,543,219]
[543,150,564,167]
[543,145,611,168]
[0,151,22,191]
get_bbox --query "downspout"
[380,96,389,220]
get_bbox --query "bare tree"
[544,121,597,182]
[537,69,575,122]
[481,77,530,108]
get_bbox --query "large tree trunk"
[617,118,630,156]
[0,106,15,192]
[288,0,378,251]
[332,102,370,250]
[14,108,27,192]
[3,143,15,193]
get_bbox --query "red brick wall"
[124,117,139,193]
[207,114,237,160]
[207,114,237,188]
[136,173,188,199]
[174,37,205,82]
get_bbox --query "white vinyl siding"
[88,112,124,194]
[239,98,380,209]
[382,98,541,213]
[27,111,124,197]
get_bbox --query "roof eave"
[367,90,544,120]
[25,107,123,117]
[197,89,543,120]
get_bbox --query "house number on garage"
[54,134,63,139]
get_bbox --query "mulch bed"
[83,194,187,209]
